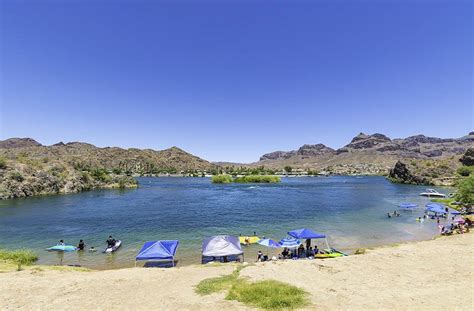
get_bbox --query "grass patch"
[196,265,309,310]
[196,266,242,295]
[227,279,309,310]
[234,175,281,183]
[212,175,281,184]
[211,174,233,184]
[0,248,38,271]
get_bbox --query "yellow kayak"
[239,236,260,244]
[315,249,346,259]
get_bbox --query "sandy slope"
[0,234,473,310]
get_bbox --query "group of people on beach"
[439,219,471,235]
[257,242,321,262]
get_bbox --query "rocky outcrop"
[0,160,138,200]
[460,148,474,166]
[388,161,430,185]
[0,138,42,149]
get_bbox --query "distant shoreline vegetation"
[211,175,281,184]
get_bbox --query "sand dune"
[1,234,472,310]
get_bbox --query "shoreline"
[1,233,472,310]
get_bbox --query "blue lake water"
[0,176,452,269]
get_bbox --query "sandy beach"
[1,233,473,310]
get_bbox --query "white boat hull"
[419,193,446,198]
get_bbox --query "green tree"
[284,166,292,173]
[455,175,474,205]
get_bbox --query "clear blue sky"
[0,0,472,162]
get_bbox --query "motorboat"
[419,189,446,198]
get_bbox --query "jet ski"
[103,240,122,253]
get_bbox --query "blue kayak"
[46,245,77,252]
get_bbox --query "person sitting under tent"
[281,248,289,259]
[314,244,319,255]
[306,246,315,258]
[298,244,305,258]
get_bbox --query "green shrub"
[90,168,110,182]
[284,166,292,173]
[0,248,38,271]
[9,171,24,182]
[226,280,309,310]
[211,175,233,183]
[0,156,7,169]
[457,166,474,177]
[234,175,281,183]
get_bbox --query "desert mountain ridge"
[259,132,474,162]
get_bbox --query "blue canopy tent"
[398,203,418,211]
[288,228,330,249]
[425,203,448,215]
[135,240,179,267]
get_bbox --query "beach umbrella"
[279,237,300,249]
[453,217,465,224]
[398,203,418,209]
[257,239,281,248]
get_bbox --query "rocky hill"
[0,138,42,149]
[256,132,474,177]
[0,138,215,199]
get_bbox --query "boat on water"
[104,240,122,253]
[419,189,446,198]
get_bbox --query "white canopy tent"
[202,235,244,263]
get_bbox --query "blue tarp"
[136,240,179,261]
[399,202,418,209]
[288,228,326,239]
[425,203,447,214]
